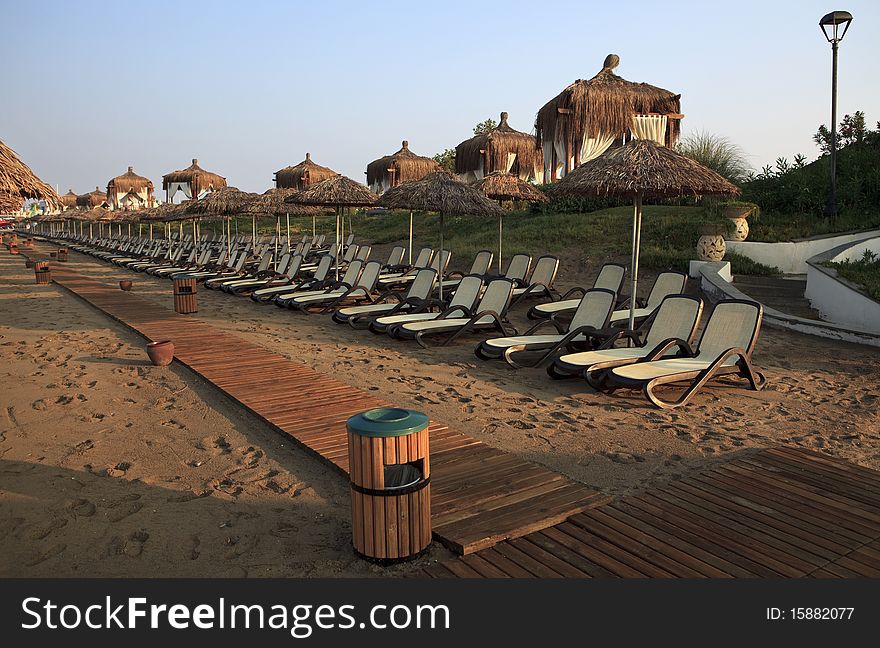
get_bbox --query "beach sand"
[3,243,880,577]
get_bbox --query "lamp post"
[819,10,853,220]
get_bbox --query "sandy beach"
[2,243,880,577]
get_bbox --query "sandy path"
[0,252,451,577]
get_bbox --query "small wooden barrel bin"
[172,275,198,314]
[34,261,51,285]
[57,248,68,262]
[347,408,431,563]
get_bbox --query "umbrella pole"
[439,211,445,301]
[227,217,231,258]
[252,215,256,243]
[335,206,341,281]
[312,214,316,238]
[627,194,643,342]
[341,208,345,252]
[286,212,290,243]
[149,223,152,240]
[274,215,280,270]
[498,213,503,273]
[409,210,413,264]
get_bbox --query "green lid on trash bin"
[347,407,429,438]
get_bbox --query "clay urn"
[119,280,133,291]
[146,340,174,366]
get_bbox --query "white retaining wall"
[727,229,880,274]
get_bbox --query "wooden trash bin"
[347,408,431,563]
[172,275,198,314]
[57,248,68,262]
[34,261,51,285]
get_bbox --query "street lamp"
[819,10,853,220]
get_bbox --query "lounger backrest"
[232,252,248,272]
[340,259,364,286]
[405,269,438,300]
[386,246,405,266]
[448,275,484,311]
[313,255,333,280]
[594,263,626,295]
[504,254,531,282]
[413,248,433,268]
[342,245,358,263]
[569,289,616,331]
[431,249,451,273]
[475,279,515,318]
[527,256,559,288]
[197,248,212,265]
[696,300,763,359]
[255,253,272,273]
[356,245,371,262]
[215,247,228,266]
[468,250,494,275]
[356,261,382,291]
[346,233,355,246]
[647,272,687,307]
[301,242,312,258]
[276,253,292,274]
[292,241,304,256]
[644,296,704,347]
[286,255,303,278]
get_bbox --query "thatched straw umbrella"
[535,54,683,181]
[378,170,503,298]
[140,202,182,242]
[275,153,337,191]
[286,175,376,280]
[552,139,737,331]
[162,158,227,203]
[475,172,548,272]
[456,112,543,183]
[0,139,59,215]
[242,188,326,263]
[76,186,109,209]
[59,189,78,211]
[107,166,155,210]
[183,187,254,256]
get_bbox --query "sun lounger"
[602,299,766,409]
[276,258,364,307]
[379,250,450,289]
[369,274,484,334]
[288,260,383,313]
[205,252,272,289]
[527,263,626,319]
[436,250,494,291]
[390,278,516,347]
[332,268,437,326]
[376,247,434,284]
[223,253,296,294]
[251,254,334,303]
[475,288,617,367]
[547,294,704,383]
[510,255,560,306]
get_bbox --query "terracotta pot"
[146,340,174,366]
[119,280,133,291]
[9,245,18,255]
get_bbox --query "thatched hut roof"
[535,54,682,150]
[455,112,542,178]
[475,172,548,203]
[162,159,227,196]
[183,186,255,216]
[377,170,503,217]
[78,206,114,222]
[366,141,440,190]
[242,188,325,216]
[285,175,376,208]
[59,189,79,209]
[550,139,738,199]
[275,153,337,190]
[76,186,109,208]
[0,139,59,211]
[108,166,153,195]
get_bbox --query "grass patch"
[823,251,880,301]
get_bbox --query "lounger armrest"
[437,305,473,320]
[643,337,695,361]
[596,328,641,349]
[559,286,587,301]
[526,318,566,335]
[371,289,407,304]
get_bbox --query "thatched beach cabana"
[275,153,336,191]
[0,139,59,214]
[535,54,683,182]
[107,166,155,210]
[455,112,543,184]
[76,186,109,209]
[59,190,79,211]
[162,158,227,203]
[366,141,440,193]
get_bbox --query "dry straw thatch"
[275,153,337,190]
[455,112,542,179]
[366,141,440,190]
[139,201,183,222]
[107,166,154,208]
[535,54,682,151]
[285,174,377,208]
[162,159,227,197]
[182,186,255,217]
[76,186,109,208]
[242,188,325,216]
[59,189,79,209]
[0,139,59,211]
[475,172,548,203]
[377,170,503,217]
[551,139,738,199]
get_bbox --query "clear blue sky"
[1,0,877,195]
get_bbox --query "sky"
[1,0,878,196]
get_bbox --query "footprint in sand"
[185,535,201,560]
[106,462,131,478]
[23,517,68,540]
[26,543,66,567]
[124,531,149,557]
[603,451,646,464]
[66,498,97,518]
[105,495,143,522]
[31,399,49,411]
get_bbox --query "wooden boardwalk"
[29,250,609,554]
[421,447,880,577]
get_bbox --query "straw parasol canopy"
[0,139,59,213]
[59,189,79,210]
[243,188,323,216]
[275,153,337,190]
[378,171,503,297]
[107,166,154,209]
[183,186,254,217]
[162,159,227,199]
[536,54,682,179]
[366,141,440,192]
[456,112,542,182]
[287,174,377,279]
[552,138,738,331]
[76,186,109,209]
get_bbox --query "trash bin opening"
[384,461,423,490]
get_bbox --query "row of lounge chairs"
[49,229,766,408]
